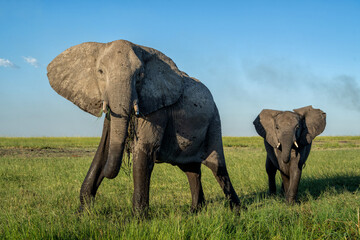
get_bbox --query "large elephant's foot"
[77,183,97,214]
[77,168,105,214]
[77,198,92,215]
[132,204,150,219]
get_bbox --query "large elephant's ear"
[47,42,106,117]
[293,105,326,144]
[135,46,184,115]
[253,109,282,148]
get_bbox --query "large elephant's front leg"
[79,118,110,211]
[132,149,154,214]
[132,109,167,214]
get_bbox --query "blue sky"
[0,0,359,136]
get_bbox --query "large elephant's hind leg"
[202,112,240,209]
[79,118,110,212]
[178,162,205,212]
[203,158,240,209]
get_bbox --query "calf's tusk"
[294,141,299,148]
[133,100,140,117]
[277,142,281,148]
[102,101,108,113]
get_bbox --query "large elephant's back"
[181,76,216,119]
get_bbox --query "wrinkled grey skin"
[253,106,326,204]
[47,40,240,213]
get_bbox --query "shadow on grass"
[205,191,271,210]
[76,175,360,218]
[233,174,360,207]
[299,174,360,200]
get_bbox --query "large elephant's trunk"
[102,72,135,179]
[103,115,129,179]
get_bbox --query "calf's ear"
[293,105,326,144]
[253,109,282,148]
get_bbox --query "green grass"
[0,137,359,239]
[0,137,100,149]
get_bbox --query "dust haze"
[242,59,360,112]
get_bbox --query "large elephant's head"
[253,106,326,163]
[47,40,184,179]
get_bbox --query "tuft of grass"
[223,136,264,148]
[0,136,359,239]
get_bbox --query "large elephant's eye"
[98,69,104,74]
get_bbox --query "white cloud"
[23,56,39,68]
[0,58,18,68]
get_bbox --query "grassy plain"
[0,136,359,239]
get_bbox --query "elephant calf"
[253,106,326,203]
[47,40,240,214]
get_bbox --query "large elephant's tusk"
[133,100,140,117]
[276,142,281,148]
[103,101,108,113]
[294,141,299,148]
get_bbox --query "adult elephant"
[47,40,240,213]
[253,106,326,204]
